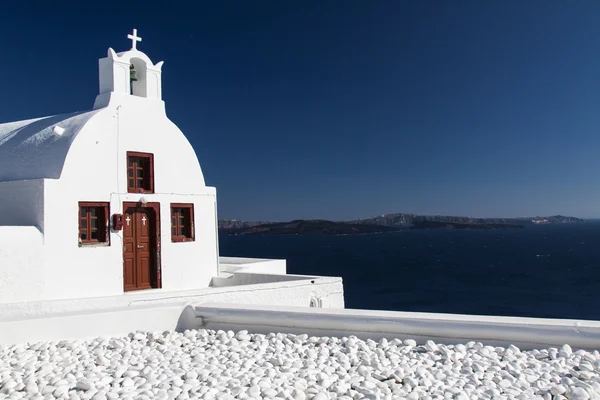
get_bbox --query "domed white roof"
[0,110,99,182]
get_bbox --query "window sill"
[172,237,195,243]
[127,189,154,194]
[79,242,110,248]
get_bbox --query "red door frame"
[122,202,162,291]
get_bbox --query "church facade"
[0,30,220,304]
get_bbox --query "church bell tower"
[94,29,164,109]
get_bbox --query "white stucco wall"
[34,98,218,302]
[0,179,44,231]
[0,276,345,320]
[0,227,45,304]
[0,303,188,346]
[211,272,316,288]
[97,48,163,103]
[219,257,287,274]
[41,183,218,301]
[192,303,600,351]
[3,296,600,351]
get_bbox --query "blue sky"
[1,1,600,220]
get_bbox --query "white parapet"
[219,257,287,274]
[191,303,600,350]
[2,301,599,349]
[0,274,345,345]
[0,303,191,345]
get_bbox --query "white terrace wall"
[0,303,188,346]
[0,180,47,304]
[0,179,44,231]
[0,275,345,344]
[0,276,345,329]
[0,227,45,304]
[192,303,600,351]
[219,257,286,274]
[3,298,600,350]
[211,272,319,288]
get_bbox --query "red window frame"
[171,203,195,242]
[78,202,110,245]
[127,151,155,193]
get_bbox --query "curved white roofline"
[0,110,100,182]
[112,48,164,71]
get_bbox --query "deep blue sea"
[219,222,600,320]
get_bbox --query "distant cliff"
[528,215,585,224]
[219,214,584,233]
[218,220,272,230]
[410,220,524,230]
[224,220,400,235]
[347,214,585,227]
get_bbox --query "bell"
[130,64,138,82]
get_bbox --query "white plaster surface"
[0,303,189,346]
[192,303,600,351]
[97,47,163,102]
[40,181,217,301]
[0,276,344,321]
[0,116,45,138]
[219,257,287,274]
[211,272,317,288]
[0,179,44,231]
[0,111,99,182]
[0,227,44,304]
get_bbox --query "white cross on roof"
[127,29,142,50]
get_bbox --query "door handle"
[137,245,144,249]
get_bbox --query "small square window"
[127,152,154,193]
[171,204,194,242]
[79,202,109,245]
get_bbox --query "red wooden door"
[123,206,157,291]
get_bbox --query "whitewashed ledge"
[1,301,600,351]
[192,303,600,351]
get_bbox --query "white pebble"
[551,385,566,395]
[0,329,596,400]
[559,344,572,357]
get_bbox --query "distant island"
[219,213,584,235]
[224,220,400,235]
[410,220,524,230]
[347,214,585,227]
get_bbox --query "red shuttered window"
[79,202,110,245]
[171,203,194,242]
[127,152,154,193]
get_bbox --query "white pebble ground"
[1,330,600,400]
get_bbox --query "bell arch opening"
[129,57,148,97]
[309,295,322,308]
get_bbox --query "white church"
[0,30,344,317]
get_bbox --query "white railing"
[190,303,600,350]
[2,301,598,349]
